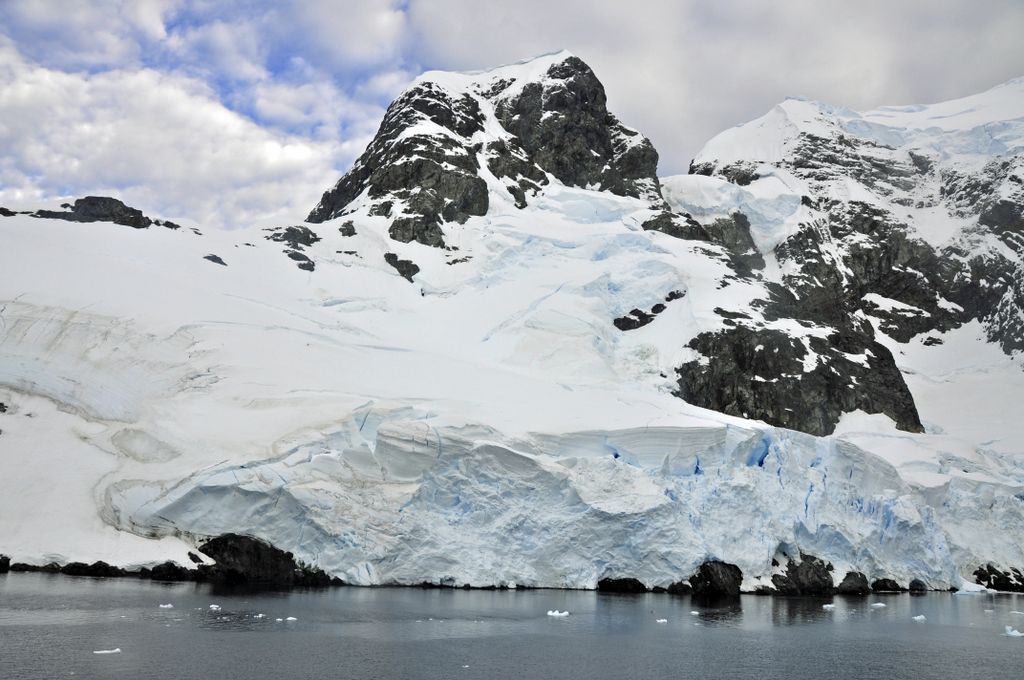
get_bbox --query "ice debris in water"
[253,614,266,619]
[546,610,570,617]
[984,609,994,613]
[822,604,836,610]
[93,648,121,655]
[209,604,221,611]
[158,604,173,609]
[285,617,297,621]
[912,615,927,622]
[1011,611,1024,615]
[1005,626,1024,637]
[275,618,283,622]
[690,611,700,615]
[656,618,668,624]
[870,603,887,608]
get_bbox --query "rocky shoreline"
[3,540,1021,595]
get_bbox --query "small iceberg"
[93,648,121,655]
[690,610,699,615]
[1005,626,1024,637]
[985,609,994,614]
[912,615,926,622]
[285,616,297,621]
[655,618,668,624]
[546,610,570,617]
[822,604,835,610]
[253,614,266,619]
[158,604,173,609]
[209,604,221,611]
[870,602,886,608]
[1011,611,1024,615]
[275,618,283,622]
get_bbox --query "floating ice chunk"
[822,604,836,610]
[158,604,173,609]
[690,610,699,615]
[870,603,886,608]
[1011,611,1024,615]
[209,604,221,611]
[546,610,570,617]
[285,617,297,621]
[912,615,926,622]
[275,618,283,622]
[1005,626,1024,637]
[984,609,994,613]
[656,618,668,623]
[253,614,266,619]
[93,648,121,655]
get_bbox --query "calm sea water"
[1,573,1022,679]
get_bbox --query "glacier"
[1,53,1023,592]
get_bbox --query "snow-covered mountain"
[1,52,1022,593]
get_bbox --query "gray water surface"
[1,574,1022,679]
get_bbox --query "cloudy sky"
[1,0,1021,228]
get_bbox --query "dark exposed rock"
[187,552,203,564]
[306,80,488,245]
[0,554,9,573]
[666,580,692,595]
[614,291,685,331]
[286,250,315,271]
[641,211,709,241]
[836,571,870,595]
[871,578,906,592]
[908,578,928,593]
[700,212,765,270]
[197,533,332,588]
[266,225,321,249]
[973,563,1024,592]
[10,562,61,573]
[388,215,445,248]
[60,561,125,578]
[0,207,19,217]
[597,577,648,593]
[150,561,194,582]
[32,196,155,229]
[674,325,922,436]
[203,254,227,266]
[384,253,420,282]
[0,402,6,413]
[689,560,742,598]
[614,308,656,331]
[338,221,356,237]
[770,553,835,595]
[491,56,663,204]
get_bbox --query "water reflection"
[3,574,1024,680]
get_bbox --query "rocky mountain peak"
[306,51,664,247]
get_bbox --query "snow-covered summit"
[693,77,1024,169]
[306,50,665,243]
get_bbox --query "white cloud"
[0,40,345,228]
[0,0,180,69]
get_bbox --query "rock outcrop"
[769,553,835,595]
[688,560,743,598]
[306,52,666,247]
[196,533,332,587]
[836,571,870,595]
[597,577,648,593]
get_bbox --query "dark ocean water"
[1,573,1022,679]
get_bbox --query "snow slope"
[1,59,1023,591]
[1,188,1020,590]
